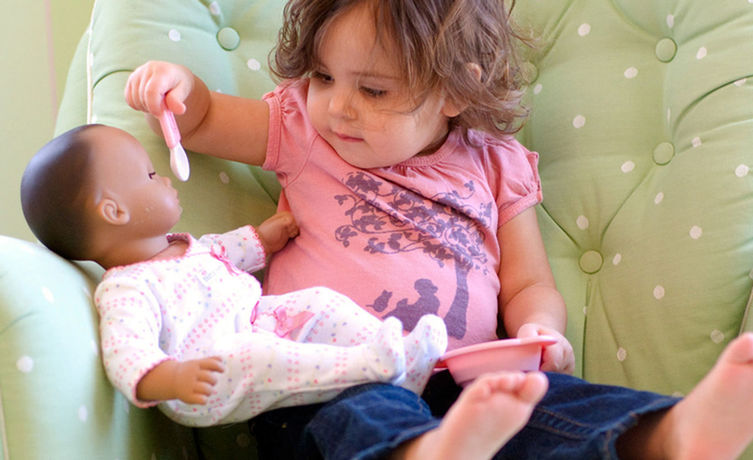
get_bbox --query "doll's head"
[272,0,532,137]
[21,124,181,264]
[21,125,99,259]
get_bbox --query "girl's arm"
[125,61,270,166]
[497,207,575,374]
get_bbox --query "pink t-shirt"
[263,80,542,351]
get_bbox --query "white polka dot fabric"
[514,1,753,394]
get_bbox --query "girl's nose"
[328,89,356,119]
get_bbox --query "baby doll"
[20,123,447,427]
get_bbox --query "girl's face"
[306,2,456,169]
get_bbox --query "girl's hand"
[124,61,195,118]
[173,356,225,405]
[517,323,575,375]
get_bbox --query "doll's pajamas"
[97,228,446,427]
[254,287,449,394]
[164,286,447,426]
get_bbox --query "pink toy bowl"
[437,336,557,386]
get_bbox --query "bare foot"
[256,211,299,254]
[396,371,548,460]
[636,333,753,459]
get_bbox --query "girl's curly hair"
[271,0,533,137]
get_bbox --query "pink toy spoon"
[157,107,190,181]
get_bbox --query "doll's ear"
[96,198,130,225]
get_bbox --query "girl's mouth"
[334,131,363,142]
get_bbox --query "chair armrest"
[0,236,197,459]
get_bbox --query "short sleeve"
[262,80,320,186]
[480,133,542,227]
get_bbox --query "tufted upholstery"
[513,1,753,395]
[1,0,752,458]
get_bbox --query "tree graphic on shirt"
[334,172,491,339]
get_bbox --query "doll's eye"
[148,171,156,179]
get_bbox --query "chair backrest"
[55,0,753,399]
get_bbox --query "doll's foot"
[622,333,753,460]
[257,211,299,254]
[400,314,447,394]
[363,316,407,383]
[396,371,548,460]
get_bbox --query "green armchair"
[2,0,752,458]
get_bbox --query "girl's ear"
[441,63,483,118]
[96,198,130,225]
[441,99,464,118]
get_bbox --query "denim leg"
[496,372,681,459]
[253,372,680,460]
[304,382,441,460]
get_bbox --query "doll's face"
[85,125,182,236]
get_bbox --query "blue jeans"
[251,371,679,460]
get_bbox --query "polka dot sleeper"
[95,225,447,426]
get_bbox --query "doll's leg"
[182,316,407,424]
[254,287,447,394]
[250,287,384,345]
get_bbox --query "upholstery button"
[579,250,603,274]
[653,142,675,165]
[217,27,240,51]
[655,38,677,62]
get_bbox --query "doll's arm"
[136,356,225,405]
[497,207,575,374]
[199,212,298,273]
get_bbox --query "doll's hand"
[173,356,225,405]
[517,323,575,375]
[125,61,195,118]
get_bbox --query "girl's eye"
[148,171,157,179]
[312,71,333,83]
[361,87,386,98]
